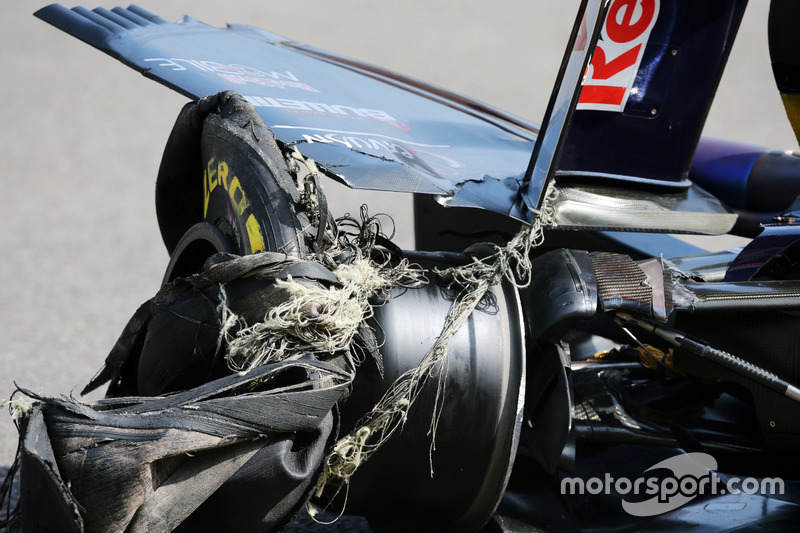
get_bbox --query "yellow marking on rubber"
[246,214,265,252]
[228,176,248,215]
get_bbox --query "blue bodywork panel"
[35,3,756,235]
[35,4,538,221]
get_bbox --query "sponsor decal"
[276,126,463,178]
[143,58,320,93]
[561,452,785,517]
[300,131,415,159]
[245,96,411,131]
[577,0,660,112]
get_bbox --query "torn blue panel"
[35,4,538,221]
[440,176,528,222]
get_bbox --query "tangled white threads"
[221,257,422,374]
[319,203,554,491]
[215,147,426,374]
[3,397,35,422]
[223,145,558,498]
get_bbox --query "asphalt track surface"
[1,1,798,528]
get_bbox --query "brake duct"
[525,247,800,339]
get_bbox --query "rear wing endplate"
[523,0,748,234]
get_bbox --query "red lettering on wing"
[606,0,657,43]
[577,0,660,111]
[578,85,627,106]
[589,44,642,80]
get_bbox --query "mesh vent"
[590,252,652,314]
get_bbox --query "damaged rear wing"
[36,2,746,234]
[34,3,538,222]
